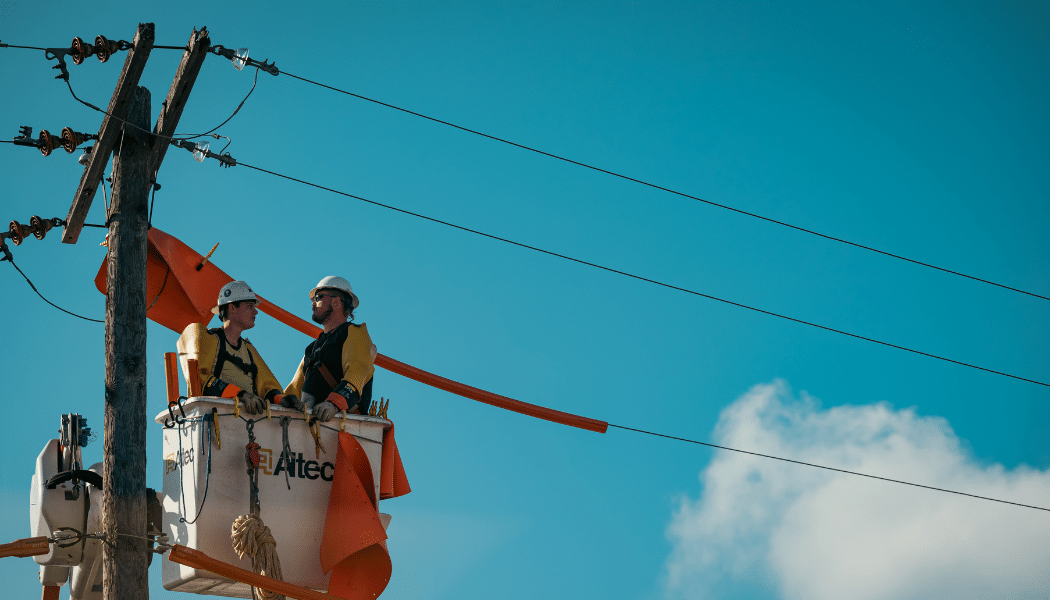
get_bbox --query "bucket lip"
[153,396,393,430]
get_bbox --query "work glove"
[239,391,267,415]
[280,394,305,411]
[312,401,338,423]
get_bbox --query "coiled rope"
[231,514,285,600]
[232,422,286,600]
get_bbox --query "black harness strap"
[207,327,258,382]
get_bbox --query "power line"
[62,73,256,145]
[608,423,1050,513]
[6,42,1044,301]
[3,252,104,323]
[237,160,1049,389]
[174,67,260,139]
[279,70,1048,302]
[0,42,47,51]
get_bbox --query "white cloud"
[663,381,1050,600]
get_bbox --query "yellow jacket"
[176,323,284,401]
[284,322,376,411]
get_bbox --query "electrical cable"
[9,48,1045,301]
[174,67,260,139]
[607,423,1050,513]
[60,66,259,143]
[0,43,47,51]
[64,78,169,140]
[3,44,1045,300]
[279,70,1048,302]
[4,255,104,323]
[237,160,1049,388]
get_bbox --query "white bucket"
[156,397,390,598]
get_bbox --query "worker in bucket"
[176,281,304,414]
[284,276,377,422]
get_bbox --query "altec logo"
[165,447,336,482]
[258,448,336,482]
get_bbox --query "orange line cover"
[0,536,50,559]
[168,545,344,600]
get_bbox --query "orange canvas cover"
[321,431,392,600]
[94,227,236,332]
[379,424,410,500]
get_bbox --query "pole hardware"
[69,35,132,64]
[10,126,99,155]
[42,128,99,156]
[8,216,64,245]
[208,44,278,75]
[42,35,132,80]
[171,139,237,167]
[13,126,40,148]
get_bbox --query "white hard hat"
[211,281,257,315]
[309,275,360,310]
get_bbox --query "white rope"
[231,514,285,600]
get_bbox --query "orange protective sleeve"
[168,545,344,600]
[164,352,180,406]
[187,359,202,397]
[374,354,609,433]
[0,536,50,558]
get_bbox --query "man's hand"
[280,394,305,411]
[239,391,267,415]
[312,401,338,422]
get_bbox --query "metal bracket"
[43,47,72,81]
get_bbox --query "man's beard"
[311,305,332,324]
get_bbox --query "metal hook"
[164,396,188,428]
[51,527,83,548]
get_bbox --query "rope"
[234,419,285,600]
[231,515,285,600]
[279,416,292,490]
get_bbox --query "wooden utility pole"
[103,83,151,600]
[58,22,211,600]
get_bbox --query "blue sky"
[1,2,1048,599]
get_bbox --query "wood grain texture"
[103,84,151,600]
[63,23,154,244]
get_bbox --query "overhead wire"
[0,43,47,51]
[607,423,1050,513]
[236,160,1049,389]
[3,253,104,323]
[5,41,1045,301]
[58,63,261,143]
[174,67,260,139]
[279,70,1049,302]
